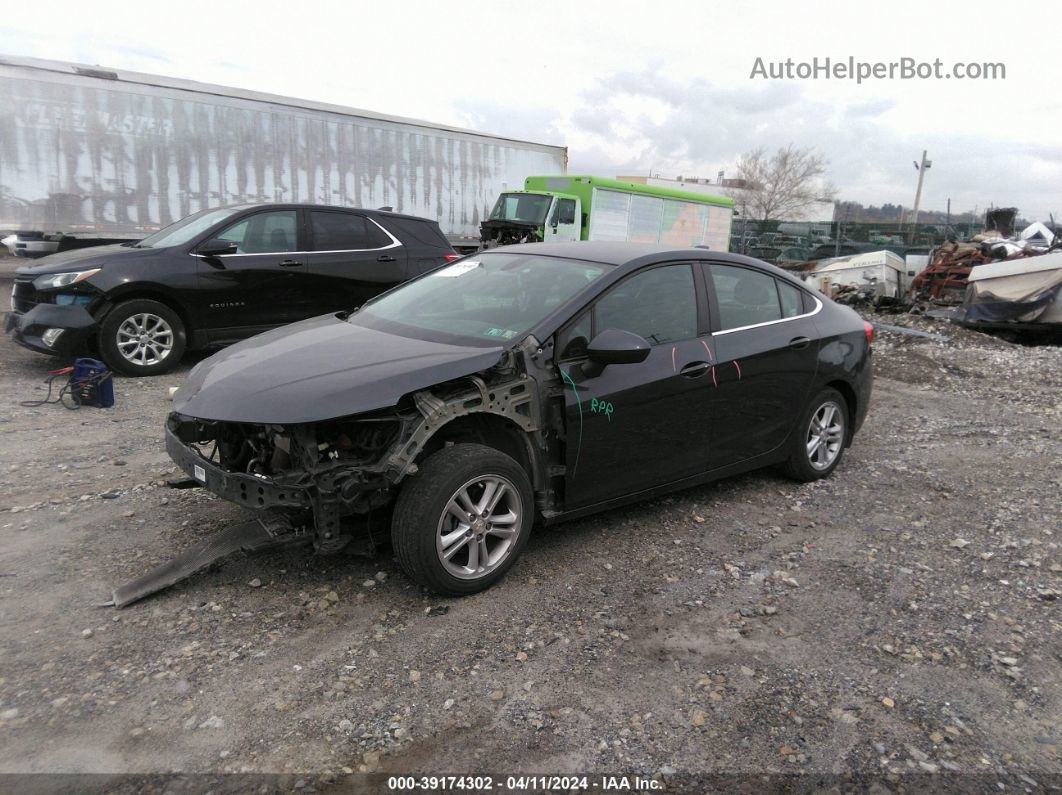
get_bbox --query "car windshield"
[488,193,553,225]
[134,206,249,248]
[352,252,610,344]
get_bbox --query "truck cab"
[480,191,582,248]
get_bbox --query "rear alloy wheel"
[782,388,849,482]
[392,443,532,595]
[99,299,187,376]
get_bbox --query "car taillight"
[444,254,460,263]
[864,321,875,344]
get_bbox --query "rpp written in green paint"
[590,397,614,421]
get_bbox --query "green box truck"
[480,175,734,251]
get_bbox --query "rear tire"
[392,443,533,596]
[782,388,849,482]
[99,299,186,376]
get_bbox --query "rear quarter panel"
[812,300,873,436]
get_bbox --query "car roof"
[492,241,810,284]
[209,203,440,225]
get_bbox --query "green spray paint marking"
[590,397,614,421]
[559,367,583,478]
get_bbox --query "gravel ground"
[0,317,1059,791]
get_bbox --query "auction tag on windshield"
[193,464,206,483]
[435,260,480,277]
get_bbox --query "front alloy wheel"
[437,475,523,580]
[99,298,187,376]
[116,312,174,367]
[392,443,533,595]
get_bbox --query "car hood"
[173,314,506,424]
[14,244,167,276]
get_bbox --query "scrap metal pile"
[911,209,1060,303]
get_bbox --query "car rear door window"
[310,211,390,251]
[777,280,804,318]
[710,264,782,330]
[216,211,298,254]
[596,264,697,346]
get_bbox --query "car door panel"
[195,209,312,338]
[703,263,820,469]
[559,263,714,509]
[302,211,408,312]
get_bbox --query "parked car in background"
[166,241,873,596]
[5,204,458,375]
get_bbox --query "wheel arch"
[824,379,857,445]
[416,413,543,491]
[98,288,197,346]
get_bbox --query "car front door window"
[216,211,298,254]
[595,264,698,345]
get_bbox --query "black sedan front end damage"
[165,410,402,553]
[163,352,550,563]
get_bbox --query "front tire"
[99,299,187,376]
[782,388,849,482]
[391,443,533,595]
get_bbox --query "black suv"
[5,204,458,375]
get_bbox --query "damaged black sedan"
[167,242,872,595]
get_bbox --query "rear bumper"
[5,303,98,357]
[165,421,310,511]
[852,352,873,437]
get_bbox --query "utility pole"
[909,150,931,242]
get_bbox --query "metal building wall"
[0,63,564,239]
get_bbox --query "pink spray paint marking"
[700,339,714,361]
[711,366,717,388]
[733,360,742,380]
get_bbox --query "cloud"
[453,100,564,146]
[846,97,896,118]
[455,65,1059,218]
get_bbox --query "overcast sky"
[3,0,1058,219]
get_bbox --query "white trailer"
[0,54,567,254]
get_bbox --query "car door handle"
[788,336,811,350]
[278,259,303,267]
[377,255,397,262]
[680,361,712,378]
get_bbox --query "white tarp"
[963,252,1062,325]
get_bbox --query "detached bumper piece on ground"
[106,513,311,608]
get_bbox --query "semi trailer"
[0,55,567,256]
[480,175,734,251]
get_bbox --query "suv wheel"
[782,388,849,482]
[391,443,532,595]
[99,299,187,376]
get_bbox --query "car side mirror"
[580,329,650,378]
[198,239,237,257]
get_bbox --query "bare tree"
[734,144,833,222]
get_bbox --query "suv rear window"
[310,211,390,251]
[381,216,452,250]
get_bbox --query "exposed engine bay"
[165,338,564,560]
[479,219,542,249]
